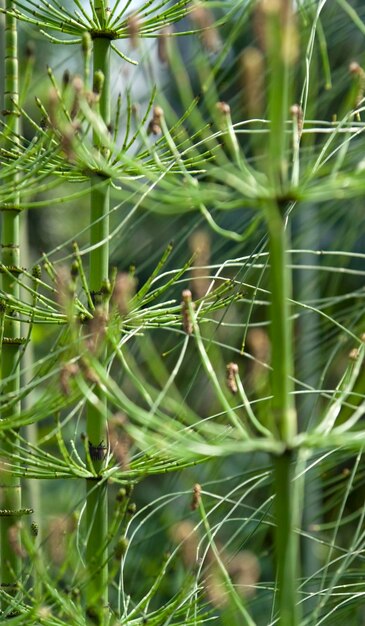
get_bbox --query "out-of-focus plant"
[0,1,365,625]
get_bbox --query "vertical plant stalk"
[85,19,111,624]
[266,207,296,442]
[273,450,299,626]
[261,4,301,624]
[264,0,297,439]
[264,0,298,190]
[265,205,299,626]
[0,0,23,609]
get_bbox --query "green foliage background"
[1,0,365,625]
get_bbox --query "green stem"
[264,6,300,617]
[0,0,22,610]
[85,27,111,625]
[90,38,110,294]
[273,451,299,626]
[265,1,296,190]
[0,231,22,601]
[265,202,299,626]
[264,203,298,624]
[266,205,296,442]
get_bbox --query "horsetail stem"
[0,0,23,606]
[260,3,301,622]
[85,7,111,620]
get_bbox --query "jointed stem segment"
[0,0,22,606]
[264,203,299,626]
[85,10,111,623]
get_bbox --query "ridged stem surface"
[263,4,300,623]
[85,27,111,625]
[0,0,22,609]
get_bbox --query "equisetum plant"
[1,0,22,602]
[0,0,365,625]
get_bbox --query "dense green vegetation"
[0,1,365,624]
